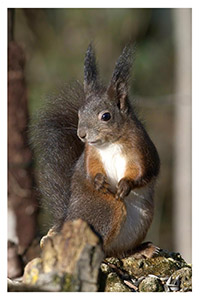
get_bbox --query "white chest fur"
[97,144,126,188]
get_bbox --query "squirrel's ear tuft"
[84,43,99,96]
[107,45,134,113]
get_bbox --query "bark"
[172,8,192,263]
[8,25,38,254]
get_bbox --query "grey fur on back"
[30,82,84,228]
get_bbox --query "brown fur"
[85,144,106,179]
[31,45,160,257]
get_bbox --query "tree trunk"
[172,8,192,263]
[8,9,38,257]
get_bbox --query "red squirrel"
[31,44,160,258]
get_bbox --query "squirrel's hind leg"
[126,241,160,259]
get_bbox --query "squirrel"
[31,44,160,258]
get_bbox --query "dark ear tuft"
[84,43,99,96]
[107,45,134,113]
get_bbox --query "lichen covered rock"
[105,272,131,292]
[101,249,192,292]
[22,219,104,292]
[171,267,192,292]
[138,276,164,292]
[8,220,192,292]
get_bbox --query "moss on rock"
[139,276,164,292]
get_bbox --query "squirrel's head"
[77,44,134,148]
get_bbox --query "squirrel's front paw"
[116,178,132,200]
[94,173,109,193]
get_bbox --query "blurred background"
[8,8,192,265]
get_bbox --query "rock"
[105,272,131,292]
[22,219,104,292]
[139,276,164,292]
[23,257,43,285]
[8,278,46,292]
[171,267,192,292]
[101,248,192,292]
[8,221,192,292]
[121,250,189,278]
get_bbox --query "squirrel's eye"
[101,112,111,121]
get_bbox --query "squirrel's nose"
[78,128,87,140]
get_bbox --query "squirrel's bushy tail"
[30,82,84,229]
